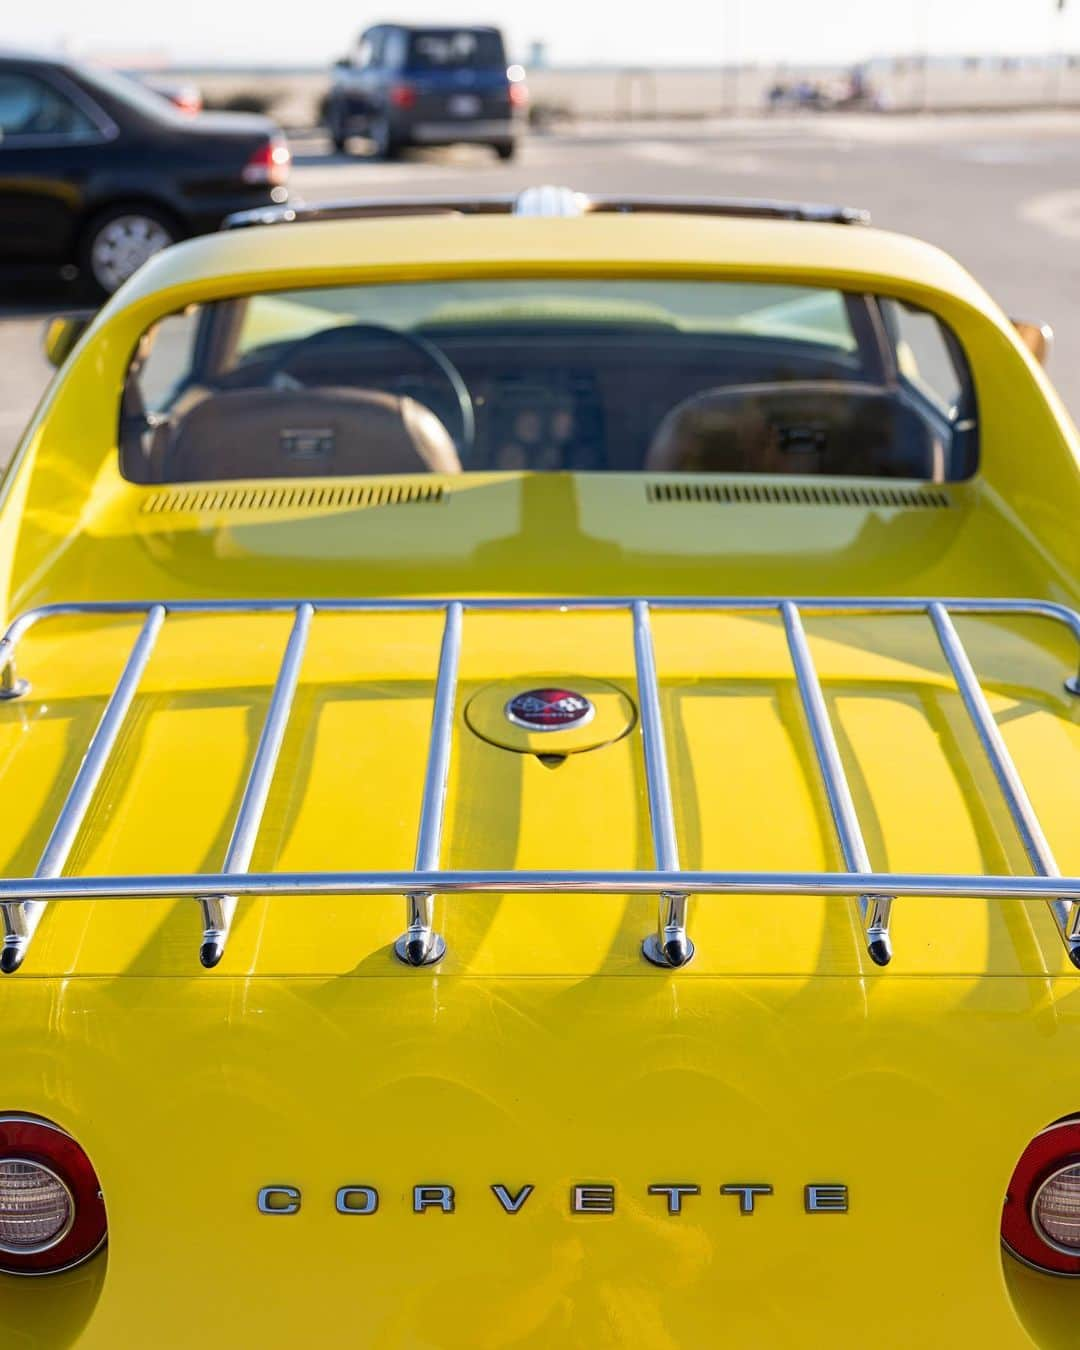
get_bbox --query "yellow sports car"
[0,187,1077,1348]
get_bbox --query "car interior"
[119,279,978,484]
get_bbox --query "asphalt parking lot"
[4,109,1080,464]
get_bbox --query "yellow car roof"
[119,213,997,322]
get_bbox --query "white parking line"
[291,163,437,191]
[1018,188,1080,239]
[628,141,766,175]
[630,141,707,167]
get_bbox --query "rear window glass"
[0,72,98,139]
[120,278,977,485]
[406,30,506,70]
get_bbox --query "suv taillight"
[389,83,416,109]
[242,134,291,186]
[509,81,528,108]
[0,1115,106,1276]
[1003,1119,1080,1275]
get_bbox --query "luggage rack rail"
[224,191,871,231]
[0,594,1076,975]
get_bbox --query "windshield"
[120,278,977,485]
[406,29,507,70]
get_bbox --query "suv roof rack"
[225,189,871,231]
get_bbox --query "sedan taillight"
[389,83,416,109]
[0,1115,106,1276]
[1003,1118,1080,1276]
[242,134,291,187]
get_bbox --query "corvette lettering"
[257,1181,848,1215]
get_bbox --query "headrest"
[164,387,461,482]
[645,381,945,481]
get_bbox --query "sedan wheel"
[87,212,175,294]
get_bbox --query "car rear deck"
[0,574,1076,982]
[0,209,1077,1346]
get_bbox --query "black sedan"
[0,51,290,295]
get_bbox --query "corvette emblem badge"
[505,687,595,732]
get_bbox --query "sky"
[7,0,1080,69]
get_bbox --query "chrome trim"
[394,602,462,966]
[0,594,1076,972]
[335,1185,378,1215]
[633,601,693,969]
[781,601,893,966]
[199,603,312,967]
[0,867,1079,997]
[225,193,870,230]
[571,1185,615,1213]
[0,605,165,974]
[0,868,1074,901]
[413,1186,454,1213]
[256,1186,300,1215]
[647,1184,701,1214]
[0,1159,75,1255]
[491,1183,534,1213]
[927,602,1079,965]
[720,1183,773,1215]
[805,1184,849,1213]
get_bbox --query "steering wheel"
[265,321,475,452]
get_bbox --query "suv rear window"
[406,30,506,71]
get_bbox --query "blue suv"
[326,25,525,161]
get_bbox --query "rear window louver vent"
[645,481,950,509]
[141,482,445,515]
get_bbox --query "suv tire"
[371,115,403,161]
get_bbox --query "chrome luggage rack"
[0,595,1077,975]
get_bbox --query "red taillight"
[509,81,529,108]
[0,1115,106,1276]
[1003,1119,1080,1276]
[389,83,416,110]
[172,87,202,116]
[242,134,291,187]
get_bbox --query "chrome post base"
[394,930,447,967]
[198,893,232,969]
[0,675,28,701]
[0,938,26,974]
[863,895,893,967]
[866,932,893,966]
[642,931,696,969]
[200,936,225,968]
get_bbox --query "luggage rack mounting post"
[781,601,893,966]
[0,593,1076,974]
[394,601,463,966]
[634,601,693,968]
[199,603,314,968]
[0,605,166,972]
[927,602,1080,967]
